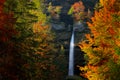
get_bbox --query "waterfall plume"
[68,30,75,76]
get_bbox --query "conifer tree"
[0,0,67,79]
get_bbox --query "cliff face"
[45,0,80,13]
[44,0,98,47]
[45,0,98,11]
[44,0,93,76]
[45,0,98,25]
[44,0,92,45]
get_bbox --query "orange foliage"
[71,1,85,22]
[100,40,112,48]
[87,64,98,72]
[115,39,120,47]
[72,1,85,13]
[79,0,120,79]
[33,22,48,33]
[85,34,94,43]
[108,27,116,35]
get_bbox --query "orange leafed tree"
[68,1,85,22]
[79,0,120,80]
[72,1,85,13]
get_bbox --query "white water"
[68,30,74,76]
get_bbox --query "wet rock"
[51,23,66,31]
[73,21,85,32]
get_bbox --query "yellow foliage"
[33,22,49,33]
[115,39,120,47]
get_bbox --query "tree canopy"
[79,0,120,80]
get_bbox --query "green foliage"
[1,0,67,80]
[114,47,120,55]
[68,7,74,15]
[112,14,120,22]
[107,59,120,80]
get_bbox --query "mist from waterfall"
[68,30,74,76]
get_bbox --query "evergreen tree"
[0,0,67,79]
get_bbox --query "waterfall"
[68,30,74,76]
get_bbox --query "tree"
[47,2,62,21]
[79,0,120,80]
[0,0,67,79]
[0,0,18,79]
[0,0,16,42]
[32,22,67,80]
[68,1,85,22]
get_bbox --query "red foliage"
[100,40,112,48]
[0,0,5,13]
[108,27,116,35]
[0,1,18,79]
[0,0,17,42]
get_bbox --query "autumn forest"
[0,0,120,80]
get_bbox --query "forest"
[0,0,120,80]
